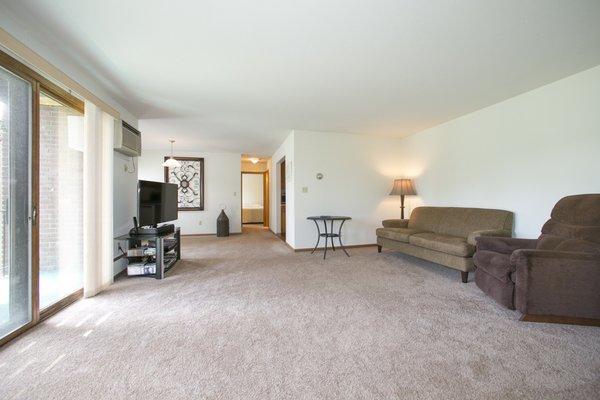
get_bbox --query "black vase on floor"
[217,209,230,237]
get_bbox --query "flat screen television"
[138,180,178,227]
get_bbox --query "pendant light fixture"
[162,139,181,168]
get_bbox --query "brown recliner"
[474,194,600,324]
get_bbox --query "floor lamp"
[390,179,417,219]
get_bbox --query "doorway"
[241,172,265,228]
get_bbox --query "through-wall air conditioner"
[114,120,142,157]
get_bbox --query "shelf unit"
[115,227,181,279]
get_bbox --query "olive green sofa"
[376,206,514,282]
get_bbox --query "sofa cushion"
[473,250,514,283]
[376,227,428,243]
[409,232,475,257]
[407,206,514,238]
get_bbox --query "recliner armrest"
[382,219,409,228]
[513,249,600,319]
[467,229,511,246]
[475,236,537,254]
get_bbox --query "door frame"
[0,49,84,347]
[275,157,285,237]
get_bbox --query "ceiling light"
[250,158,260,164]
[162,139,181,168]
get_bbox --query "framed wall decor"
[164,156,205,211]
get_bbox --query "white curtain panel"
[83,101,115,297]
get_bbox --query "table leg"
[323,220,328,259]
[311,220,321,254]
[330,220,336,251]
[338,220,350,257]
[175,229,181,261]
[156,237,164,279]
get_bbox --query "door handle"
[30,206,37,225]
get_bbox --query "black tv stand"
[115,227,181,279]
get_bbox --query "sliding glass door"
[38,91,83,309]
[0,66,32,339]
[0,50,85,345]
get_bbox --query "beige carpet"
[1,227,598,399]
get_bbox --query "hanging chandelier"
[162,139,181,168]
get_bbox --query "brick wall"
[0,96,83,277]
[39,104,83,272]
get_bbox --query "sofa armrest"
[467,229,511,246]
[475,236,537,254]
[382,219,409,228]
[513,249,600,319]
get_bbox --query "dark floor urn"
[217,209,230,237]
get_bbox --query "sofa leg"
[377,245,382,253]
[461,271,468,283]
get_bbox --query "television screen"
[138,180,178,226]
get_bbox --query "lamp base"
[400,194,405,219]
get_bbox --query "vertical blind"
[83,101,115,297]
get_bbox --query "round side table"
[306,216,351,259]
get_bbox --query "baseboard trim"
[520,314,600,327]
[294,243,377,252]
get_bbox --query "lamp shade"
[162,139,181,168]
[389,179,416,196]
[162,157,181,168]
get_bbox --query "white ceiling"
[2,0,600,155]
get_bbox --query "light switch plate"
[302,186,308,193]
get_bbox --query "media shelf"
[114,227,181,279]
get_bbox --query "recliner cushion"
[537,234,600,254]
[376,227,428,243]
[539,194,600,244]
[473,250,514,283]
[409,232,475,257]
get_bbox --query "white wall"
[242,174,263,206]
[138,150,241,235]
[278,65,600,248]
[269,132,295,246]
[293,130,404,249]
[397,65,600,238]
[112,152,138,274]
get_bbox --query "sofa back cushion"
[537,194,600,253]
[408,207,513,238]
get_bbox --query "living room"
[0,1,599,399]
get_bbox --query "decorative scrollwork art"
[164,157,204,211]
